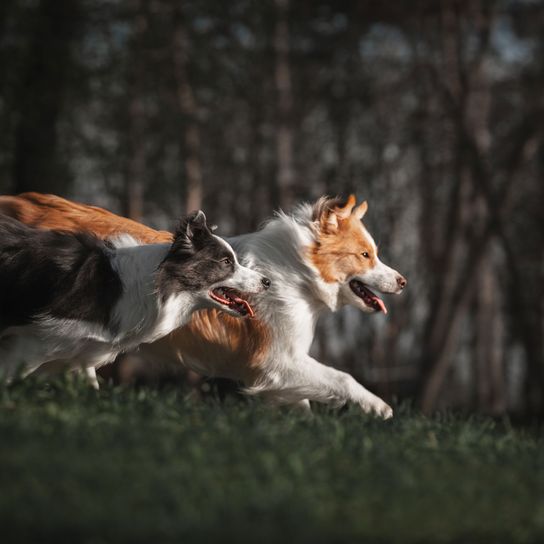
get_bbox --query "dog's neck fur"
[229,204,341,331]
[109,240,202,347]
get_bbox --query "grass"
[0,378,543,544]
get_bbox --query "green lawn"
[0,378,543,544]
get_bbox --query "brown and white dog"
[0,192,406,418]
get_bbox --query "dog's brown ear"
[334,194,356,220]
[353,200,368,220]
[314,195,356,234]
[324,211,339,232]
[323,195,356,232]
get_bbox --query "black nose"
[397,275,407,289]
[261,277,271,289]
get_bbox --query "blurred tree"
[1,0,543,414]
[273,0,295,209]
[172,2,203,214]
[123,0,147,220]
[11,0,83,195]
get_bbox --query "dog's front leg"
[74,366,100,390]
[256,356,393,419]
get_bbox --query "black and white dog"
[0,211,270,386]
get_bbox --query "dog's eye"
[220,257,232,265]
[361,252,370,259]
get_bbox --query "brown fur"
[0,192,172,244]
[0,192,272,377]
[310,195,377,283]
[145,310,272,383]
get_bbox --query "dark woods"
[0,0,543,415]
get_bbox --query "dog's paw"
[377,403,394,420]
[360,399,393,420]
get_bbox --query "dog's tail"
[0,195,25,222]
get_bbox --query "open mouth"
[350,280,387,314]
[209,287,255,318]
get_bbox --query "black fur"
[0,215,123,330]
[158,211,236,299]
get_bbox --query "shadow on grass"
[0,377,542,543]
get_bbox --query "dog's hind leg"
[28,358,101,389]
[84,367,100,389]
[72,366,100,390]
[293,399,312,412]
[0,333,49,381]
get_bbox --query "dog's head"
[310,195,406,314]
[160,211,270,317]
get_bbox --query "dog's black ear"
[185,210,208,239]
[172,210,212,254]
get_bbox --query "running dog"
[0,193,405,417]
[0,210,269,386]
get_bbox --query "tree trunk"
[12,0,81,195]
[272,0,295,210]
[172,8,203,214]
[123,3,147,221]
[476,249,506,414]
[420,2,497,412]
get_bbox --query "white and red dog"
[0,210,269,386]
[0,193,406,417]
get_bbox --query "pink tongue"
[373,296,388,315]
[233,296,255,318]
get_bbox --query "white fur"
[356,256,401,293]
[349,225,401,294]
